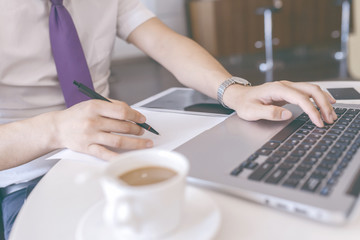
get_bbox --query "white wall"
[112,0,188,60]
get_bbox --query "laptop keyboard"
[230,107,360,196]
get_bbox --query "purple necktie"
[49,0,94,108]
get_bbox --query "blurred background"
[109,0,359,105]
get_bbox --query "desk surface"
[10,81,360,240]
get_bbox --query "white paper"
[47,108,228,162]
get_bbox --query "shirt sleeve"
[117,0,155,40]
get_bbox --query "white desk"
[10,81,360,240]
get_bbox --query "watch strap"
[217,77,251,109]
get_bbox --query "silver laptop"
[175,103,360,224]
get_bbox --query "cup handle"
[105,197,140,233]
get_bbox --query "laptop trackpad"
[327,88,360,100]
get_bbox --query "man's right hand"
[53,99,154,161]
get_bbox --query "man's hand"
[223,81,337,127]
[53,99,153,161]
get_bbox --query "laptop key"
[271,119,306,143]
[313,129,327,135]
[284,156,300,163]
[273,150,288,158]
[302,124,315,130]
[302,177,321,192]
[346,128,359,135]
[243,161,258,169]
[283,178,300,188]
[334,108,347,115]
[332,125,346,131]
[289,171,306,179]
[347,109,360,115]
[266,156,282,164]
[318,139,333,146]
[297,129,310,135]
[291,149,307,157]
[314,145,328,152]
[262,141,280,150]
[328,129,342,135]
[297,144,312,150]
[320,186,331,196]
[256,148,272,156]
[342,133,355,140]
[308,133,322,140]
[279,144,294,151]
[323,134,338,141]
[284,139,300,146]
[248,162,274,181]
[338,138,351,145]
[291,134,305,140]
[327,177,337,186]
[311,170,328,179]
[296,113,310,121]
[296,163,312,172]
[265,168,287,184]
[247,153,259,161]
[278,162,294,170]
[303,156,318,165]
[230,166,243,176]
[308,150,323,158]
[303,138,317,145]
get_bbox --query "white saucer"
[75,186,221,240]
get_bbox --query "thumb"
[257,105,293,121]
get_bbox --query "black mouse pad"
[327,88,360,100]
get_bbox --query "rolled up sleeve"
[117,0,155,40]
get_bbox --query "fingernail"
[139,116,146,122]
[146,141,153,148]
[328,113,333,123]
[281,111,292,120]
[333,111,338,120]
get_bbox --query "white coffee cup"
[100,149,189,239]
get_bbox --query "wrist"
[40,111,63,150]
[222,84,249,110]
[217,76,251,109]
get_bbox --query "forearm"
[0,112,58,170]
[128,18,232,99]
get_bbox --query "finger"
[326,92,336,104]
[324,92,337,120]
[239,103,292,121]
[267,85,324,127]
[323,91,337,120]
[95,100,146,123]
[294,83,337,124]
[293,83,335,124]
[87,144,120,161]
[95,132,153,150]
[99,117,145,136]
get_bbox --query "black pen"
[73,81,160,135]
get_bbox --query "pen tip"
[73,80,80,87]
[152,129,160,135]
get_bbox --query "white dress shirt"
[0,0,155,187]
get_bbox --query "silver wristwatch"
[217,76,251,109]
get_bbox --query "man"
[0,0,336,239]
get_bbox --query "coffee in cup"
[100,149,189,240]
[118,166,177,186]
